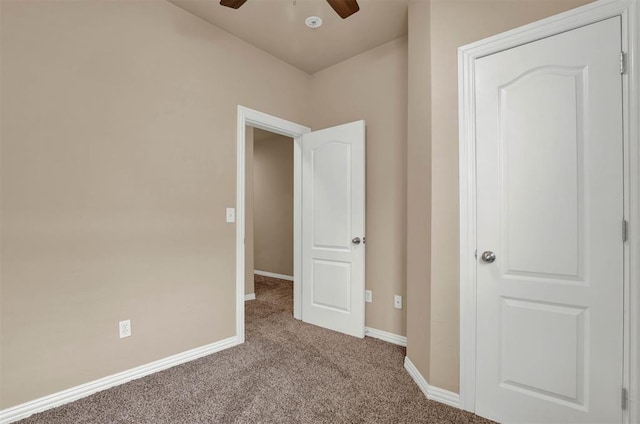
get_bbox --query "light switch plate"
[226,208,235,223]
[365,290,372,303]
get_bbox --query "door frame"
[458,1,639,422]
[235,105,311,344]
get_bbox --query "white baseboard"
[365,327,407,347]
[244,293,256,301]
[404,356,460,409]
[254,270,294,281]
[0,336,239,424]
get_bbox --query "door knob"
[481,251,496,263]
[352,237,361,245]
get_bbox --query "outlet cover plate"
[394,295,403,309]
[119,320,131,338]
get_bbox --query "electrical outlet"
[394,295,403,309]
[226,207,235,223]
[119,320,131,338]
[365,290,372,303]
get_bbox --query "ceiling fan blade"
[326,0,360,19]
[219,0,248,9]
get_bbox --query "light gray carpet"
[18,275,493,423]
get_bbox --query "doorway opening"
[245,127,295,324]
[235,106,310,344]
[235,106,367,343]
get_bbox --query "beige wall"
[245,126,255,295]
[405,0,594,393]
[405,0,432,379]
[0,0,310,408]
[310,37,408,336]
[253,130,294,277]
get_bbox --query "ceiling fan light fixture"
[305,16,323,29]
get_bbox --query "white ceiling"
[168,0,409,74]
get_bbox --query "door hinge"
[620,52,626,74]
[623,220,629,242]
[622,387,628,410]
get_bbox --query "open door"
[301,121,365,338]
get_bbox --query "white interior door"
[301,120,365,338]
[475,17,624,423]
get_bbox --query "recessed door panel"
[312,259,350,312]
[312,142,351,250]
[500,298,587,407]
[500,68,585,280]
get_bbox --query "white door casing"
[236,109,365,342]
[301,121,366,338]
[459,4,639,423]
[474,16,623,424]
[236,106,311,344]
